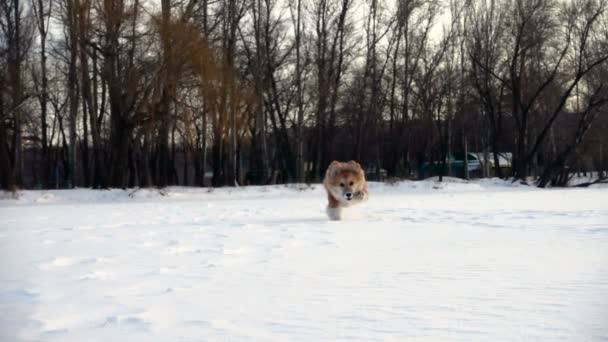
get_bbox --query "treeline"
[1,0,607,190]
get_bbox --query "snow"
[1,179,608,341]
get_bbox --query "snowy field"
[1,179,608,341]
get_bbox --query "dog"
[323,160,369,220]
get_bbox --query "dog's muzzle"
[344,192,353,200]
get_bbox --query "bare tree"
[0,0,33,189]
[62,0,79,187]
[31,0,53,187]
[537,0,608,186]
[310,0,353,180]
[292,0,305,183]
[467,0,507,178]
[385,0,442,177]
[504,0,608,180]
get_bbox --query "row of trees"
[1,0,607,190]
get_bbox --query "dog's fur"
[323,160,369,220]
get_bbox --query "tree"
[467,0,507,178]
[310,0,353,181]
[536,0,608,186]
[31,0,53,187]
[504,0,607,181]
[0,0,33,189]
[385,0,442,178]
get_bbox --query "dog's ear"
[327,160,341,176]
[347,160,362,170]
[347,160,365,175]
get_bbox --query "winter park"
[2,0,608,340]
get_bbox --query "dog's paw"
[353,191,367,201]
[326,207,342,220]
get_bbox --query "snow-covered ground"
[1,179,607,341]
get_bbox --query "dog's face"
[325,161,366,202]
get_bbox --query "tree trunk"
[35,0,51,187]
[10,0,24,188]
[295,0,304,183]
[67,0,79,188]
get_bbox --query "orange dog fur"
[322,160,369,220]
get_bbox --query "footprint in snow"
[136,241,161,248]
[38,256,97,270]
[38,256,113,270]
[78,271,111,281]
[163,245,201,255]
[99,316,149,331]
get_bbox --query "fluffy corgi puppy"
[323,160,369,220]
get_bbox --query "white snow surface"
[1,179,608,341]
